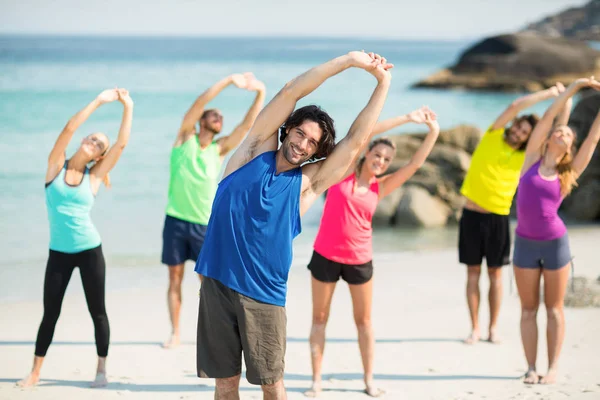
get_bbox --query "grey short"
[196,277,286,385]
[513,233,572,270]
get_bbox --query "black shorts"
[459,208,511,268]
[307,250,373,285]
[161,215,208,266]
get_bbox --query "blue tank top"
[194,151,302,306]
[45,161,101,253]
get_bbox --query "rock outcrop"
[562,91,600,220]
[413,34,600,92]
[521,0,600,41]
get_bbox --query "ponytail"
[557,151,578,197]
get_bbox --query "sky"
[0,0,589,40]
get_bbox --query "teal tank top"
[45,161,101,253]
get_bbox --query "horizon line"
[0,31,493,43]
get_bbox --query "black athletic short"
[307,250,373,285]
[459,208,511,268]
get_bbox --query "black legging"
[35,245,110,357]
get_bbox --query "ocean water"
[0,35,565,298]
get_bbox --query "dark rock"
[413,33,600,92]
[521,0,600,41]
[561,92,600,220]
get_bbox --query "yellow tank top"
[460,126,526,215]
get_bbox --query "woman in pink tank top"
[305,106,440,397]
[513,78,600,385]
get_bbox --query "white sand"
[1,228,599,400]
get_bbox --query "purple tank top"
[516,160,566,240]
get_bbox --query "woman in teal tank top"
[17,88,134,389]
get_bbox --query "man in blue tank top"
[194,51,393,398]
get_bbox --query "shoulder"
[174,133,195,149]
[485,124,505,137]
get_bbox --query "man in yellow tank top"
[162,73,266,349]
[459,84,571,345]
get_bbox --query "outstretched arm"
[378,110,440,198]
[217,79,266,156]
[46,89,119,183]
[300,56,392,214]
[573,108,600,176]
[223,51,393,178]
[339,106,434,182]
[175,73,253,146]
[524,79,600,170]
[492,86,560,131]
[555,95,573,127]
[90,89,134,191]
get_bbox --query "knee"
[168,276,183,291]
[467,269,481,284]
[521,307,538,321]
[546,306,563,322]
[261,379,284,394]
[488,273,503,287]
[41,308,61,324]
[354,316,372,330]
[91,311,108,324]
[312,311,329,326]
[215,376,240,393]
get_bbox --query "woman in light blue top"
[18,88,134,389]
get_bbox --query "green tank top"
[165,136,222,225]
[45,161,102,253]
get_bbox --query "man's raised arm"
[241,51,392,154]
[300,54,392,211]
[175,73,253,146]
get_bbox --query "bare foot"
[523,369,539,385]
[464,330,480,345]
[162,334,180,349]
[365,381,385,397]
[16,373,40,387]
[91,372,108,388]
[304,381,321,397]
[540,368,557,384]
[487,329,501,344]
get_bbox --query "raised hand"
[407,106,437,124]
[573,76,600,90]
[96,88,119,105]
[348,51,393,82]
[231,72,257,90]
[424,111,440,131]
[549,82,566,97]
[117,88,133,108]
[246,78,266,92]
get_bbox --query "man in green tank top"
[162,73,266,349]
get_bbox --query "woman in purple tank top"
[514,78,600,385]
[305,106,440,397]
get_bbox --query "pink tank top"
[313,174,379,265]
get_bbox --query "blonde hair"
[356,137,397,174]
[541,128,578,197]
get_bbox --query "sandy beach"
[1,228,599,400]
